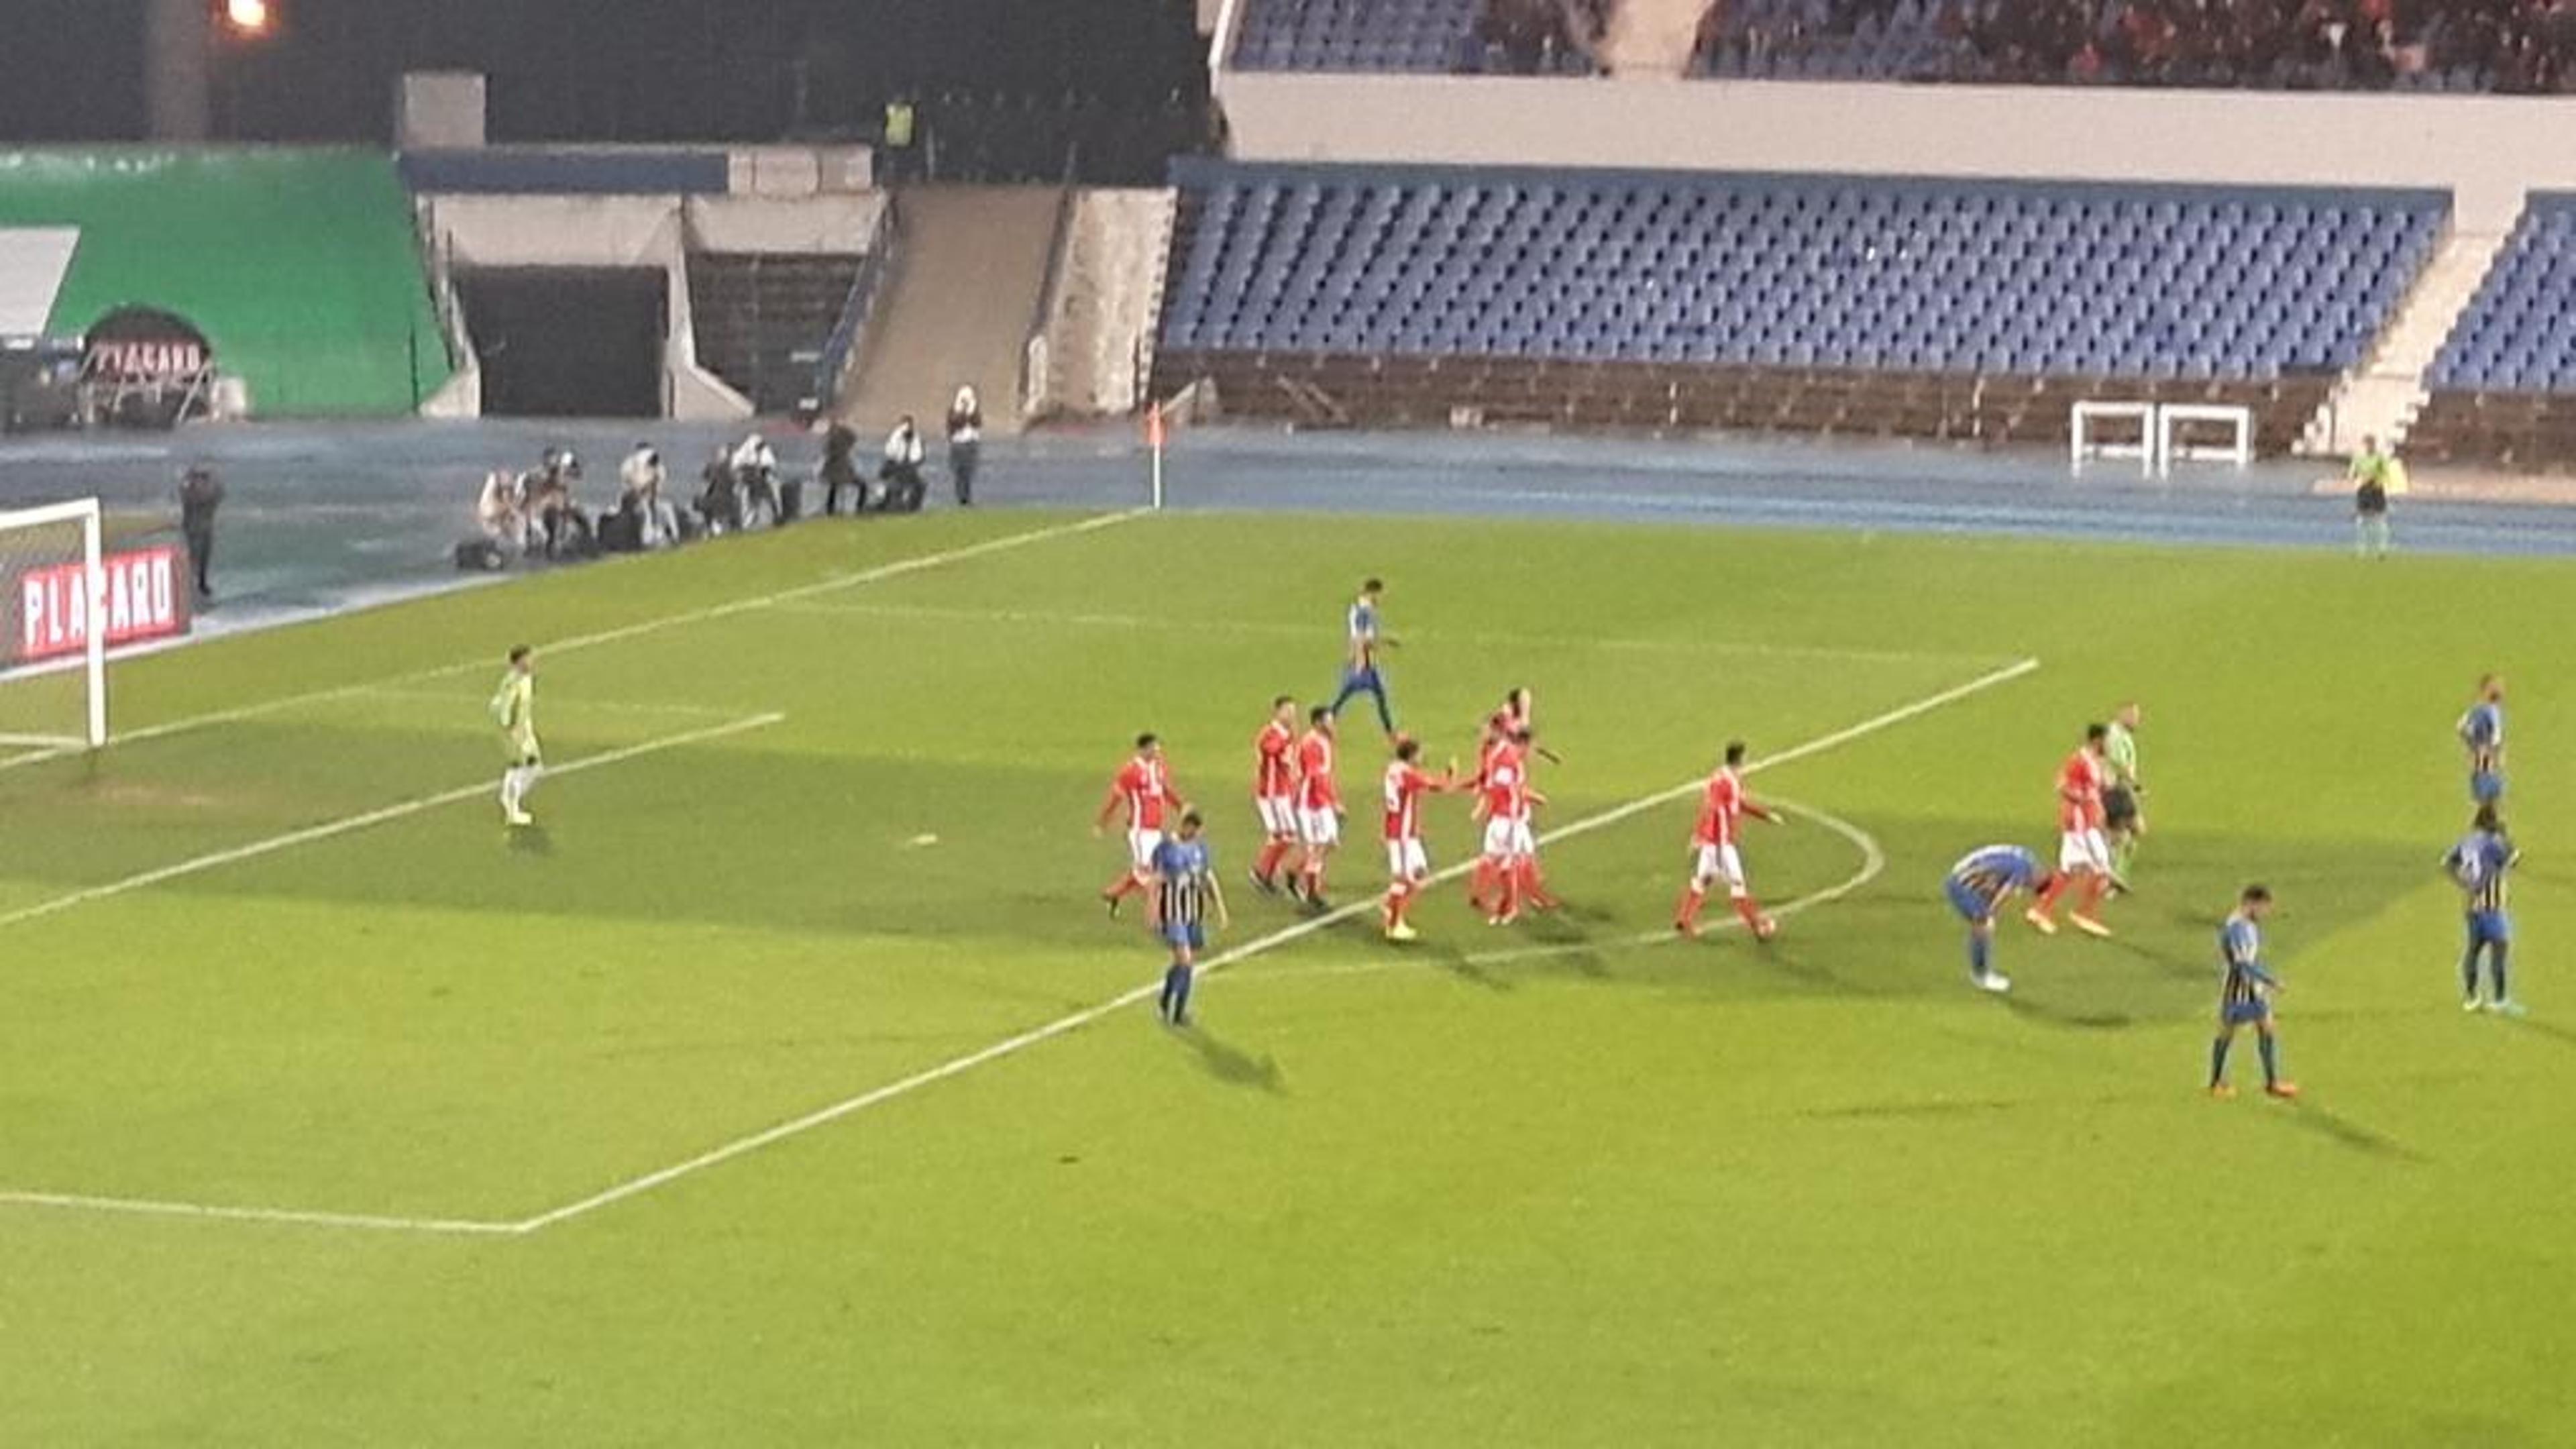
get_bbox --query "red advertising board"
[9,545,191,664]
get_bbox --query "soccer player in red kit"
[1248,696,1299,894]
[1675,740,1783,938]
[1093,732,1185,916]
[1381,737,1464,942]
[1290,706,1342,908]
[1469,690,1562,912]
[1472,728,1548,925]
[2027,722,2115,938]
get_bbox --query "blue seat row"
[1231,0,1482,73]
[1161,165,2447,380]
[2432,197,2576,394]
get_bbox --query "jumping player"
[2208,884,2296,1099]
[1290,706,1342,909]
[2459,674,2506,804]
[1095,733,1185,916]
[1944,843,2053,994]
[1381,737,1464,942]
[1147,811,1229,1026]
[1328,578,1397,737]
[489,644,542,827]
[2027,723,2116,938]
[2445,805,2524,1015]
[1249,696,1300,894]
[1674,741,1784,940]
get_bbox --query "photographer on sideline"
[880,415,927,512]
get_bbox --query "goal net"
[0,498,108,755]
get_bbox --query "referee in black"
[178,464,224,600]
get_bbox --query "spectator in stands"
[820,419,869,515]
[696,445,742,535]
[882,94,919,182]
[881,416,928,511]
[947,385,984,507]
[2349,433,2398,558]
[178,464,223,600]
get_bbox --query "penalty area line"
[507,655,2037,1236]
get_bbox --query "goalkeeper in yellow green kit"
[490,644,541,826]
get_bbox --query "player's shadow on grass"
[506,825,555,857]
[2273,1100,2426,1163]
[1999,996,2136,1031]
[2502,1014,2576,1051]
[1175,1025,1285,1094]
[1421,939,1516,992]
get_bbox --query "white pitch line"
[348,688,749,721]
[0,1189,518,1238]
[1225,796,1886,986]
[771,600,2008,668]
[0,509,1149,777]
[0,712,785,932]
[507,656,2036,1234]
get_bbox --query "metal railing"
[806,194,900,418]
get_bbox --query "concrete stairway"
[1030,189,1178,419]
[833,185,1064,435]
[1599,0,1711,76]
[2306,226,2504,455]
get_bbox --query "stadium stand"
[1152,160,2444,451]
[2406,193,2576,466]
[1230,0,1605,74]
[1690,0,2576,91]
[687,253,869,413]
[0,150,450,417]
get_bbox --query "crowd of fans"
[1475,0,1615,73]
[1697,0,2576,89]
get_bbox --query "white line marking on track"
[0,712,785,932]
[0,509,1148,777]
[769,600,2010,667]
[506,655,2037,1234]
[0,655,2035,1237]
[1223,796,1885,986]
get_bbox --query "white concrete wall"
[1034,189,1178,417]
[1215,74,2576,228]
[682,193,885,255]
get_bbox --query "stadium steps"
[832,185,1063,435]
[1030,189,1179,419]
[686,252,866,415]
[1600,0,1713,76]
[2307,226,2506,456]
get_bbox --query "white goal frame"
[0,497,108,751]
[2069,400,2158,476]
[2157,402,2254,472]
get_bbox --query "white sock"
[516,765,541,804]
[499,771,518,810]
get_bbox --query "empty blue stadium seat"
[1231,0,1483,73]
[2430,195,2576,394]
[1160,162,2448,381]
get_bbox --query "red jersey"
[1112,755,1173,831]
[1254,720,1295,798]
[2057,749,2104,831]
[1693,767,1760,847]
[1295,729,1339,810]
[1383,760,1434,841]
[1481,745,1531,820]
[1478,706,1529,780]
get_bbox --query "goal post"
[0,497,109,753]
[2158,402,2254,472]
[2070,400,2157,476]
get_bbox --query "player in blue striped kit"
[2458,674,2506,805]
[2208,885,2298,1099]
[2445,806,2524,1016]
[1148,812,1228,1027]
[1327,578,1397,739]
[1944,844,2053,995]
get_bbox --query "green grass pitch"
[1,506,2570,1446]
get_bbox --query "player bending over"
[1327,578,1398,738]
[489,645,542,827]
[2208,884,2297,1099]
[1289,706,1343,910]
[1944,844,2053,994]
[1095,733,1185,917]
[2459,674,2507,805]
[1381,737,1464,943]
[2445,805,2524,1016]
[2027,723,2116,938]
[1148,812,1228,1026]
[1675,740,1784,940]
[1248,696,1301,894]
